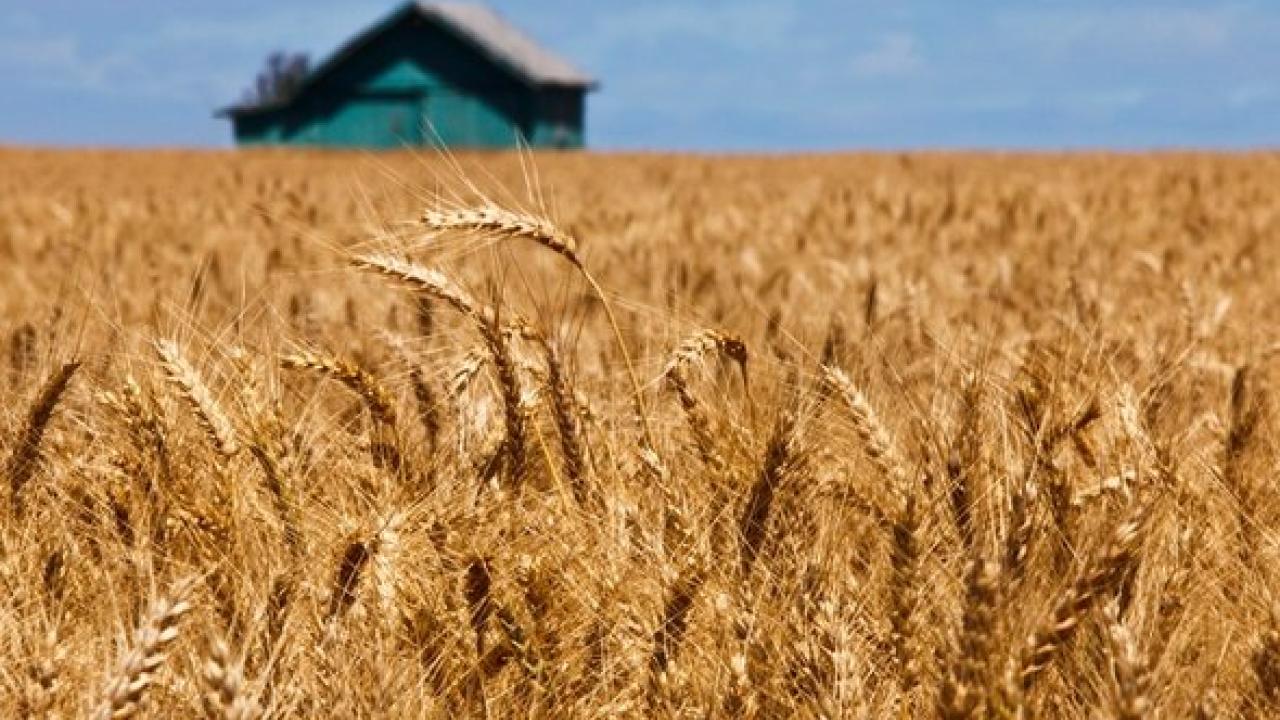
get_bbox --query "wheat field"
[1,147,1278,718]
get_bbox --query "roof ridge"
[415,2,595,87]
[217,1,594,117]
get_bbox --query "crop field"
[2,147,1279,717]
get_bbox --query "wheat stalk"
[423,205,654,448]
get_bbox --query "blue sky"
[0,1,1274,150]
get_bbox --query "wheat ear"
[422,205,580,262]
[939,559,998,719]
[890,496,923,693]
[477,316,528,486]
[279,348,397,428]
[947,372,981,552]
[822,365,908,498]
[1105,602,1151,720]
[421,206,655,448]
[352,253,479,320]
[327,537,375,622]
[650,568,705,682]
[738,401,800,578]
[203,639,263,720]
[6,360,79,516]
[155,339,239,457]
[94,578,195,720]
[663,328,749,390]
[1251,605,1280,712]
[667,370,726,473]
[464,557,494,656]
[1004,505,1146,706]
[542,337,589,504]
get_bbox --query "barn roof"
[422,3,594,87]
[218,2,595,118]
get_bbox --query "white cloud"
[0,28,234,104]
[999,5,1247,59]
[149,6,383,52]
[1227,84,1275,108]
[0,35,129,92]
[586,2,797,53]
[850,32,922,78]
[1057,88,1148,120]
[0,6,386,106]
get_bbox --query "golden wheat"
[0,149,1277,717]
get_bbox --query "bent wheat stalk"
[420,205,655,448]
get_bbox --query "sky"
[0,1,1275,151]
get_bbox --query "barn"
[216,2,596,149]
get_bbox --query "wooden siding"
[230,11,586,149]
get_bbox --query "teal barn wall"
[222,3,592,149]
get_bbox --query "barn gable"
[218,2,595,149]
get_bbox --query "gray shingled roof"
[420,2,594,87]
[218,2,594,116]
